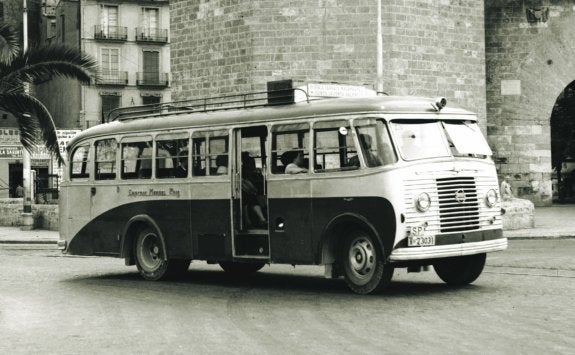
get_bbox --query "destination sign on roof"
[295,83,377,102]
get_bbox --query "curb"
[0,239,58,245]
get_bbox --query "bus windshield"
[391,120,450,160]
[443,121,492,157]
[391,120,491,161]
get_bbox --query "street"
[1,239,574,354]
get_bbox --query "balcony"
[96,70,129,86]
[94,25,128,41]
[136,72,169,87]
[135,28,168,44]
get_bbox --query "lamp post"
[21,0,34,230]
[376,0,384,93]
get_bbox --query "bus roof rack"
[107,88,310,122]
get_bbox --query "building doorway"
[550,81,575,203]
[8,163,23,198]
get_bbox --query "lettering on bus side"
[128,188,181,198]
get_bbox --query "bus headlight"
[415,192,431,212]
[485,189,498,207]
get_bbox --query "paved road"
[1,240,574,354]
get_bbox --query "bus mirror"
[433,97,447,111]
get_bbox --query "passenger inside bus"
[215,155,228,175]
[282,150,308,174]
[173,148,188,177]
[241,153,267,228]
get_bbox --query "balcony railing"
[96,70,129,86]
[135,28,168,43]
[136,72,169,87]
[94,25,128,41]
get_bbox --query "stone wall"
[0,199,59,231]
[484,0,575,206]
[170,0,487,126]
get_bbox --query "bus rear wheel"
[219,262,265,276]
[433,253,486,285]
[134,228,190,281]
[342,230,393,294]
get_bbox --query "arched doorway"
[550,81,575,203]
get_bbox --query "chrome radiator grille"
[436,177,480,233]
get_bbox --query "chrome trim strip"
[389,238,507,262]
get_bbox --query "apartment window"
[143,50,160,84]
[101,47,120,77]
[101,94,121,123]
[142,8,159,37]
[101,5,119,36]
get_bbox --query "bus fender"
[120,214,168,264]
[319,213,384,266]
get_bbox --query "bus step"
[234,232,269,257]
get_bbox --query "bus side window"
[70,144,90,179]
[209,134,229,175]
[155,135,189,178]
[313,121,356,172]
[121,139,152,179]
[95,139,117,180]
[271,123,310,174]
[354,118,397,167]
[192,130,229,176]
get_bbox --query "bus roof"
[67,95,476,148]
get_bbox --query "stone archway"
[550,81,575,203]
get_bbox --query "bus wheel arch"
[121,215,190,280]
[321,214,394,294]
[321,214,381,264]
[121,215,167,266]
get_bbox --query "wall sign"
[501,80,521,96]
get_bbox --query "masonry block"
[502,198,535,230]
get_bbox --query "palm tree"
[0,23,98,164]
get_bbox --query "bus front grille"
[436,177,480,233]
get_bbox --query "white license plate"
[408,235,435,247]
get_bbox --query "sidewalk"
[0,205,574,244]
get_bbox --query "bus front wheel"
[342,230,393,294]
[433,253,486,285]
[134,228,190,281]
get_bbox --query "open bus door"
[231,126,270,259]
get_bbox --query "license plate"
[408,235,435,247]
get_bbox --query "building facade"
[2,0,572,205]
[170,0,574,206]
[484,0,575,205]
[0,0,51,199]
[36,0,172,129]
[0,0,172,198]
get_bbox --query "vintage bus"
[59,90,507,294]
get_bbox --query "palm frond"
[0,24,20,64]
[0,93,64,164]
[2,44,99,85]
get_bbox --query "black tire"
[219,261,265,276]
[433,253,486,285]
[342,230,394,295]
[134,227,190,280]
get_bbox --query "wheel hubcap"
[138,233,163,272]
[348,237,376,280]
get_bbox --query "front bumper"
[389,237,507,262]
